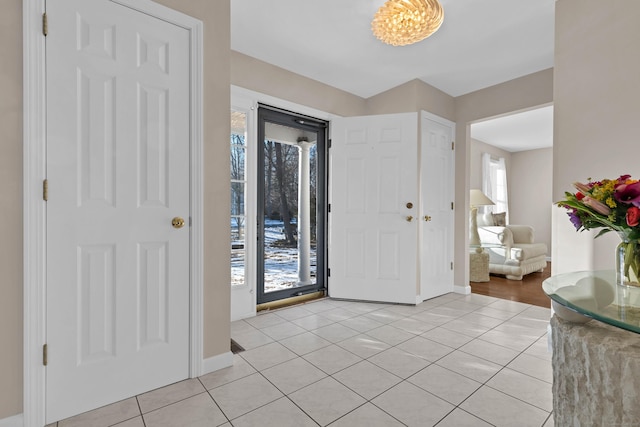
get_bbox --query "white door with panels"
[330,113,419,304]
[46,0,191,421]
[329,112,454,304]
[420,112,455,300]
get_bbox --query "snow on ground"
[231,219,316,293]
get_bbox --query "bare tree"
[274,142,296,246]
[264,140,274,217]
[230,134,245,240]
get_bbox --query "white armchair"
[477,224,548,280]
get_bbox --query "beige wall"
[452,69,554,287]
[553,0,640,272]
[511,148,553,255]
[366,79,455,121]
[231,51,367,117]
[0,0,230,420]
[0,0,23,419]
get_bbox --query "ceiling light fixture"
[371,0,444,46]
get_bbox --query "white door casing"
[329,113,419,304]
[24,0,204,424]
[420,112,455,300]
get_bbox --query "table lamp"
[469,189,495,247]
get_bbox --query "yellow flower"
[606,197,617,208]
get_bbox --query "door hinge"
[450,262,454,270]
[42,12,48,37]
[451,202,454,210]
[327,204,331,213]
[43,179,48,201]
[328,139,332,148]
[43,344,48,366]
[327,268,331,277]
[451,141,454,150]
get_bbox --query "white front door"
[420,112,455,300]
[329,113,419,304]
[46,0,191,421]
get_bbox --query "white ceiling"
[471,105,554,153]
[231,0,556,98]
[231,0,556,151]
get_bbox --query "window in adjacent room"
[482,152,509,220]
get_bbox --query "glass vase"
[616,236,640,287]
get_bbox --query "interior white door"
[46,0,191,421]
[329,113,419,304]
[420,112,455,300]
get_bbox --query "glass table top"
[543,270,640,334]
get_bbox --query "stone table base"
[551,315,640,426]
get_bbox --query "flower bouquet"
[557,174,640,286]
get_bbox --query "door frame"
[230,86,338,320]
[23,0,203,425]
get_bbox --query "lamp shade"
[470,189,494,208]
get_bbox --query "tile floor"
[49,293,555,427]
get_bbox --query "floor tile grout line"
[481,380,552,414]
[198,378,232,425]
[136,389,211,418]
[330,399,409,427]
[132,396,146,427]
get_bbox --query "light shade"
[371,0,444,46]
[470,189,495,208]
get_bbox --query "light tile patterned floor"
[49,294,556,427]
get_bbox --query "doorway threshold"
[256,291,325,312]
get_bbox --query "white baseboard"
[201,351,233,376]
[0,413,23,427]
[454,284,472,295]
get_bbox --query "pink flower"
[582,197,611,215]
[627,206,640,227]
[573,182,591,194]
[615,181,640,207]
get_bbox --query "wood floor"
[470,263,551,309]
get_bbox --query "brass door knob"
[406,202,413,209]
[424,215,432,222]
[172,217,185,229]
[406,215,414,222]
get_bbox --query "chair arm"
[506,225,535,244]
[477,226,514,247]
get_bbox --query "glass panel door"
[257,106,327,304]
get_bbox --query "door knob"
[172,217,185,229]
[406,202,413,209]
[424,215,432,222]
[406,215,414,222]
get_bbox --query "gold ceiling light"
[371,0,444,46]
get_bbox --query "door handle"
[406,202,413,209]
[172,217,185,229]
[424,215,432,222]
[406,215,414,222]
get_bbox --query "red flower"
[576,192,585,201]
[626,206,640,227]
